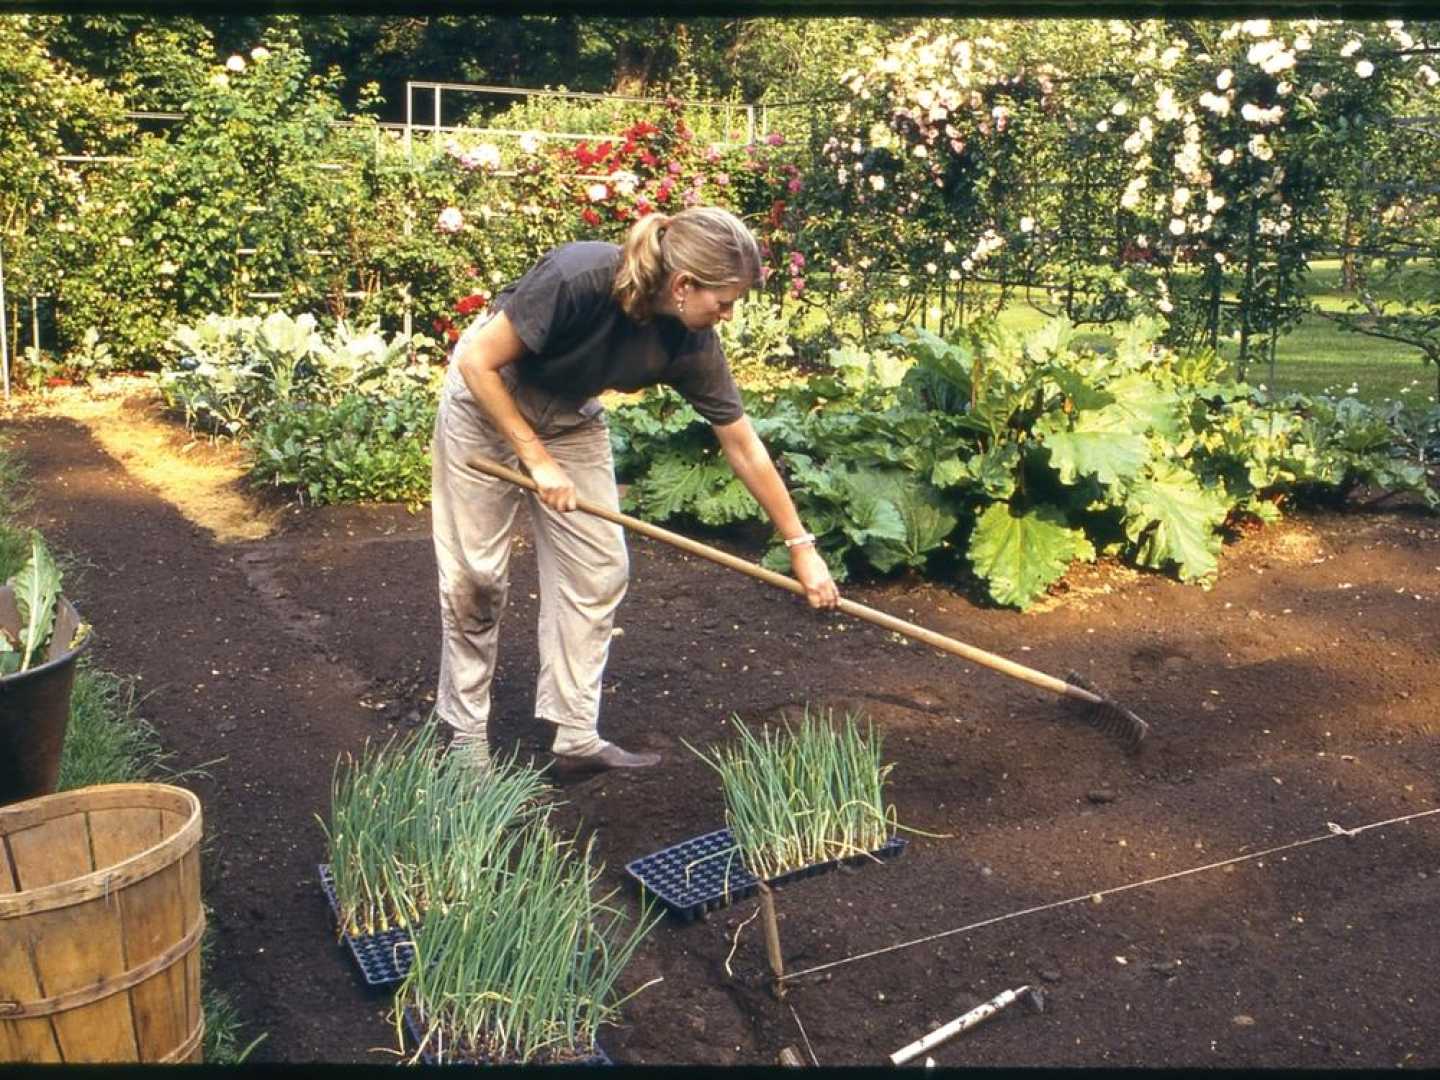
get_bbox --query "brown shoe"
[551,742,661,776]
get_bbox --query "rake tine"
[1063,673,1150,754]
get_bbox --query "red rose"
[455,292,488,316]
[581,207,601,226]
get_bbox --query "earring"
[678,294,687,314]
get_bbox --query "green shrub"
[250,389,436,506]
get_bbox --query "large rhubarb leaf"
[844,470,957,573]
[967,502,1095,610]
[1038,404,1150,487]
[834,469,909,552]
[1105,372,1183,440]
[931,443,1019,499]
[1122,460,1228,583]
[629,453,759,525]
[10,535,60,671]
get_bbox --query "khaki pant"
[430,359,627,759]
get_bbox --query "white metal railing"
[402,80,759,157]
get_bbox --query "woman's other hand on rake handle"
[791,543,839,610]
[528,458,577,512]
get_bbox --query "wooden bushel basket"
[0,783,204,1063]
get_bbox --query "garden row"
[317,710,903,1064]
[158,310,1438,609]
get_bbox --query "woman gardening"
[431,206,839,775]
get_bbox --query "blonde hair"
[613,207,762,321]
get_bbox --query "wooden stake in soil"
[758,883,786,1001]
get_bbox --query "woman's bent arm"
[453,311,577,511]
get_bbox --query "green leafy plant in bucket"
[689,706,900,881]
[1,534,89,676]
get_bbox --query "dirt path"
[5,386,1439,1066]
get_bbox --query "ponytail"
[613,207,761,321]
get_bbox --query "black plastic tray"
[403,1006,610,1066]
[318,863,415,987]
[625,828,908,921]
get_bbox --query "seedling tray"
[403,1006,610,1066]
[318,863,415,987]
[625,828,908,921]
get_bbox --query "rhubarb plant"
[608,316,1437,610]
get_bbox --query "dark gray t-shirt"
[493,241,745,426]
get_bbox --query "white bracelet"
[784,532,816,549]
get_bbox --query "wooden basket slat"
[0,845,17,895]
[180,845,203,1041]
[7,813,93,892]
[87,807,165,879]
[0,942,60,1062]
[121,858,188,1062]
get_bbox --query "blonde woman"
[431,207,838,775]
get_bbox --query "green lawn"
[985,259,1439,406]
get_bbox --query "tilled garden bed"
[7,404,1438,1066]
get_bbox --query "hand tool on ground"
[468,456,1150,754]
[890,984,1040,1065]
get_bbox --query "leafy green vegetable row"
[610,316,1438,610]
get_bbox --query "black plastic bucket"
[0,586,89,806]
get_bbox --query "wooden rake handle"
[467,455,1104,708]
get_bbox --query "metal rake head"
[1064,672,1151,754]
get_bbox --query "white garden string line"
[778,806,1440,985]
[789,1002,820,1067]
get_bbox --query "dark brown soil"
[8,408,1440,1068]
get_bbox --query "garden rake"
[468,456,1150,755]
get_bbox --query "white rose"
[1340,39,1362,58]
[1019,216,1034,233]
[1217,68,1234,90]
[1218,148,1237,165]
[869,174,886,192]
[586,182,609,202]
[250,47,270,62]
[226,55,246,73]
[1355,60,1375,78]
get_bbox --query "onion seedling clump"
[399,817,661,1065]
[319,722,548,937]
[694,705,898,880]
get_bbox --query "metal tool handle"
[467,455,1104,707]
